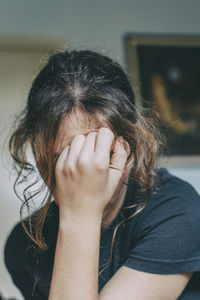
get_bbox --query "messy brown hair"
[9,49,164,265]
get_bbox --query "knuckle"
[64,163,75,176]
[99,127,113,136]
[77,134,85,140]
[72,134,85,144]
[93,158,107,172]
[55,164,63,175]
[77,157,89,169]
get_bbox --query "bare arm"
[48,128,128,300]
[48,127,193,300]
[49,210,192,300]
[49,213,192,300]
[99,266,193,300]
[48,212,102,300]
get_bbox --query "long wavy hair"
[9,49,164,265]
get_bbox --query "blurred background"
[0,0,200,299]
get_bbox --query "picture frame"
[124,34,200,167]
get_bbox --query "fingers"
[55,127,121,175]
[78,132,97,166]
[55,131,98,173]
[108,136,130,191]
[55,145,70,172]
[65,134,85,170]
[56,135,85,173]
[94,128,115,167]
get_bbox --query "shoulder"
[126,167,200,226]
[138,167,200,217]
[4,218,34,289]
[4,201,58,272]
[123,168,200,274]
[4,219,30,264]
[125,167,200,254]
[155,167,199,194]
[4,201,58,299]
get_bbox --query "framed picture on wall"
[124,34,200,166]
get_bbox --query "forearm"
[48,212,102,300]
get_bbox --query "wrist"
[59,208,103,231]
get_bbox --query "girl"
[4,49,200,300]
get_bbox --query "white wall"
[0,0,200,299]
[168,167,200,194]
[0,50,49,300]
[1,0,200,63]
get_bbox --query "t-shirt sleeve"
[4,223,45,300]
[123,176,200,274]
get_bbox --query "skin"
[48,110,193,300]
[53,111,134,228]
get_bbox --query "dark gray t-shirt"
[4,168,200,299]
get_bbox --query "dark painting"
[125,35,200,156]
